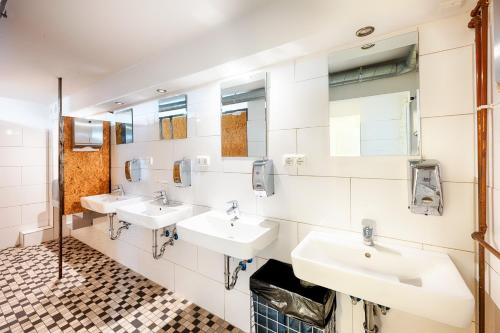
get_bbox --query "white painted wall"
[0,97,51,249]
[73,14,476,333]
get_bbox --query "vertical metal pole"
[58,77,64,279]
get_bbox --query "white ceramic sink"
[291,231,474,328]
[116,201,192,230]
[80,193,142,214]
[176,210,279,259]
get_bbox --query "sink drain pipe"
[363,301,377,333]
[109,213,131,240]
[224,255,252,290]
[152,227,177,259]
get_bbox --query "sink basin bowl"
[116,201,192,230]
[80,193,142,214]
[176,210,279,259]
[291,231,474,328]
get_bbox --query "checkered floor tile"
[0,237,243,333]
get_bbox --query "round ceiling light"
[156,89,167,94]
[114,101,125,105]
[356,26,375,37]
[361,43,375,50]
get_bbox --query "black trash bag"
[250,259,335,328]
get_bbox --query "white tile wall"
[72,13,477,333]
[0,118,50,249]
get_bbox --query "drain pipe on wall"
[152,227,177,259]
[57,77,64,280]
[224,255,252,290]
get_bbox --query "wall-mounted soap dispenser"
[252,159,274,197]
[408,159,443,216]
[125,159,141,182]
[173,159,191,187]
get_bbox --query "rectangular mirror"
[158,94,188,140]
[328,31,420,156]
[114,108,133,145]
[220,72,267,157]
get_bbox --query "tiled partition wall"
[73,13,477,333]
[0,97,50,249]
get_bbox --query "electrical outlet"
[197,155,210,167]
[296,154,306,166]
[283,154,296,167]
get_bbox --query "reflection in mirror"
[329,32,420,156]
[158,94,188,140]
[114,108,133,145]
[220,72,267,157]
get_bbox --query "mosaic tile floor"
[0,237,243,333]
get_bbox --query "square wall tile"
[257,175,350,228]
[268,129,297,175]
[225,289,251,332]
[420,46,474,118]
[0,167,21,187]
[258,219,298,263]
[419,13,474,55]
[0,206,21,229]
[421,114,475,183]
[294,53,328,82]
[21,202,49,226]
[22,128,48,147]
[22,166,47,185]
[0,122,22,146]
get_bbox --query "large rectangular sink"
[80,193,142,214]
[116,201,192,230]
[291,231,474,328]
[176,210,279,259]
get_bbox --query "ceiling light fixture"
[0,0,8,20]
[156,89,168,94]
[114,101,125,105]
[361,43,375,50]
[356,26,375,37]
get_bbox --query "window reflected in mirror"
[329,31,420,156]
[158,94,188,140]
[114,108,133,145]
[220,72,267,157]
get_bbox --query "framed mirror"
[114,108,133,145]
[220,72,267,157]
[158,94,188,140]
[328,31,420,156]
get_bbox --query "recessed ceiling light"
[356,26,375,37]
[156,89,168,94]
[361,43,375,50]
[114,101,125,105]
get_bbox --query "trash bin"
[250,259,336,333]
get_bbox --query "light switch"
[197,155,210,167]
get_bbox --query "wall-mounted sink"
[291,231,474,328]
[176,210,279,259]
[80,193,142,214]
[116,201,192,230]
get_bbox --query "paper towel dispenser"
[125,159,141,182]
[408,159,443,216]
[73,118,103,150]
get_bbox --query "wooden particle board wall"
[63,117,110,215]
[221,111,248,157]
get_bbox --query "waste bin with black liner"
[250,259,336,333]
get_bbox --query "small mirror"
[114,109,133,145]
[328,32,420,156]
[158,94,188,140]
[220,72,267,157]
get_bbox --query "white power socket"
[282,154,306,167]
[196,155,210,167]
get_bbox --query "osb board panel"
[221,111,248,157]
[161,118,172,140]
[172,116,187,139]
[63,117,110,215]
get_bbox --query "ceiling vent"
[0,0,7,20]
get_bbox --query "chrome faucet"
[226,200,240,221]
[153,190,168,205]
[362,219,375,246]
[111,184,124,196]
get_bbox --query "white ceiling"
[0,0,474,109]
[0,0,269,104]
